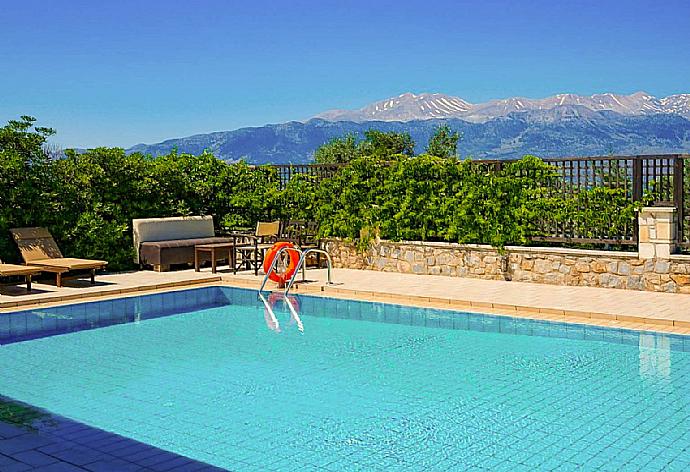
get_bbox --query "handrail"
[258,246,303,294]
[284,249,333,295]
[258,246,334,296]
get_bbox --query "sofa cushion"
[140,237,233,266]
[141,237,232,249]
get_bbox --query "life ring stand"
[263,242,300,285]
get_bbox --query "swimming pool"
[1,286,689,471]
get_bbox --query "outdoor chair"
[278,220,303,246]
[233,221,281,275]
[279,220,323,268]
[10,227,108,287]
[0,260,42,292]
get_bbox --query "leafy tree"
[216,162,279,228]
[314,130,415,162]
[313,134,360,164]
[151,150,231,216]
[442,156,555,248]
[359,130,415,158]
[0,116,54,262]
[47,148,160,268]
[0,115,54,159]
[426,124,460,158]
[271,174,320,223]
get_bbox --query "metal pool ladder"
[258,247,334,295]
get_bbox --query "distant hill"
[127,106,690,164]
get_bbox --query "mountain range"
[315,91,690,122]
[127,92,690,163]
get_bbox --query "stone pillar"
[638,207,676,259]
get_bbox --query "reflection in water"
[259,293,280,332]
[0,397,51,431]
[283,296,304,332]
[639,334,671,380]
[258,293,303,334]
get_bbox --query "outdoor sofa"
[133,216,232,271]
[10,227,108,287]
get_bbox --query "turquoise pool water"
[1,287,689,471]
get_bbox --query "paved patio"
[0,270,220,310]
[226,267,690,334]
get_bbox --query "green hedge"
[0,117,641,272]
[316,154,639,250]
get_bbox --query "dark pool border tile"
[273,288,690,352]
[0,287,230,346]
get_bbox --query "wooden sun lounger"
[0,262,42,291]
[10,227,108,287]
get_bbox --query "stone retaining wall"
[324,239,690,294]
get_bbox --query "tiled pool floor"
[0,396,224,471]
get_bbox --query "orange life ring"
[263,242,300,284]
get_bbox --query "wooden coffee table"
[194,242,238,274]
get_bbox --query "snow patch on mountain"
[314,91,690,123]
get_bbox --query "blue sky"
[1,0,689,148]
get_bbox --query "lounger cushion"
[0,264,43,276]
[140,237,233,266]
[28,258,108,271]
